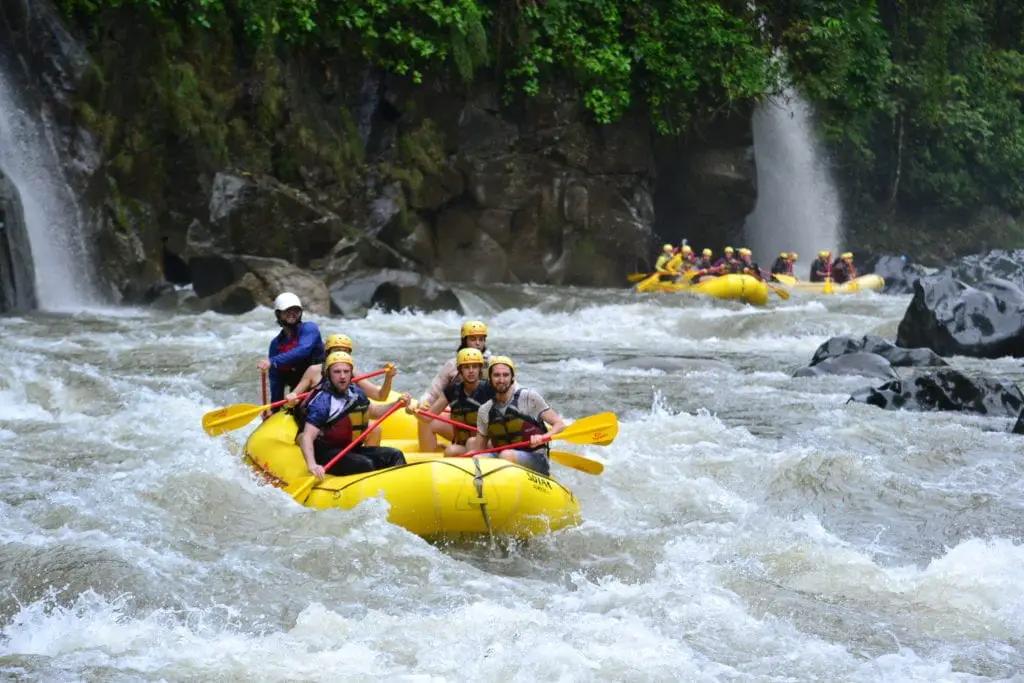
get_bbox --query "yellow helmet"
[460,320,488,338]
[663,244,673,252]
[487,355,516,377]
[738,247,751,256]
[323,351,354,374]
[457,348,485,367]
[780,252,789,259]
[823,250,832,256]
[681,245,692,253]
[842,252,854,259]
[325,333,353,353]
[818,250,828,258]
[790,252,798,260]
[702,248,712,256]
[724,246,734,254]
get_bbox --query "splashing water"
[745,88,844,271]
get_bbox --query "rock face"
[859,255,931,295]
[848,368,1024,418]
[938,249,1024,287]
[0,170,36,311]
[896,275,1024,358]
[0,1,764,311]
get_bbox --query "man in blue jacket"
[257,292,325,406]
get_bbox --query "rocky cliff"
[0,0,757,314]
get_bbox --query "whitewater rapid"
[0,287,1021,681]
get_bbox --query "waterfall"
[744,87,843,274]
[0,55,97,311]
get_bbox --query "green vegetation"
[58,0,1024,220]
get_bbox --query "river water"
[0,286,1021,682]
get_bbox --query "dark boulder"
[809,334,947,368]
[896,275,1024,358]
[940,249,1024,287]
[848,368,1024,417]
[329,268,463,317]
[859,255,930,295]
[794,352,899,380]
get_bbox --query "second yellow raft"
[636,273,769,306]
[773,273,884,294]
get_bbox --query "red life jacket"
[317,389,371,449]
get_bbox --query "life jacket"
[485,388,549,453]
[771,257,788,274]
[444,379,495,445]
[273,324,325,389]
[293,376,327,435]
[313,385,370,449]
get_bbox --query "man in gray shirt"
[469,355,565,476]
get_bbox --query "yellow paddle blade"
[768,283,790,300]
[549,450,604,475]
[627,272,652,283]
[202,403,266,437]
[286,475,317,503]
[823,277,835,295]
[555,412,619,445]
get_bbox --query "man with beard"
[417,320,492,449]
[467,356,566,476]
[258,292,325,408]
[298,351,410,480]
[409,347,494,455]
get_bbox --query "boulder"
[896,275,1024,358]
[859,254,931,295]
[809,334,947,368]
[0,170,36,312]
[329,268,462,317]
[794,352,900,380]
[1013,409,1024,434]
[939,249,1024,287]
[191,256,330,315]
[848,368,1024,417]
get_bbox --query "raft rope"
[471,456,493,536]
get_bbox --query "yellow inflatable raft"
[635,273,769,306]
[241,407,582,540]
[773,273,884,294]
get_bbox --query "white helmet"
[273,292,302,312]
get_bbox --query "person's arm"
[419,359,456,406]
[270,324,322,368]
[287,367,319,403]
[358,363,397,400]
[299,419,324,480]
[409,394,449,421]
[466,410,490,451]
[367,393,412,419]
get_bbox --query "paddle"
[287,399,407,503]
[456,411,619,458]
[202,368,387,436]
[627,272,653,283]
[417,409,609,475]
[767,282,790,300]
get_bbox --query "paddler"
[831,252,856,284]
[809,251,832,282]
[257,292,325,408]
[694,248,714,270]
[654,244,674,273]
[298,351,409,480]
[287,333,398,446]
[408,347,494,455]
[466,356,566,476]
[712,246,740,273]
[771,252,791,275]
[417,320,492,449]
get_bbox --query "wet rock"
[329,268,462,317]
[794,352,900,380]
[207,172,346,264]
[189,256,330,315]
[859,255,931,295]
[0,169,36,312]
[810,334,947,368]
[1013,409,1024,434]
[848,368,1024,417]
[939,249,1024,287]
[896,275,1024,358]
